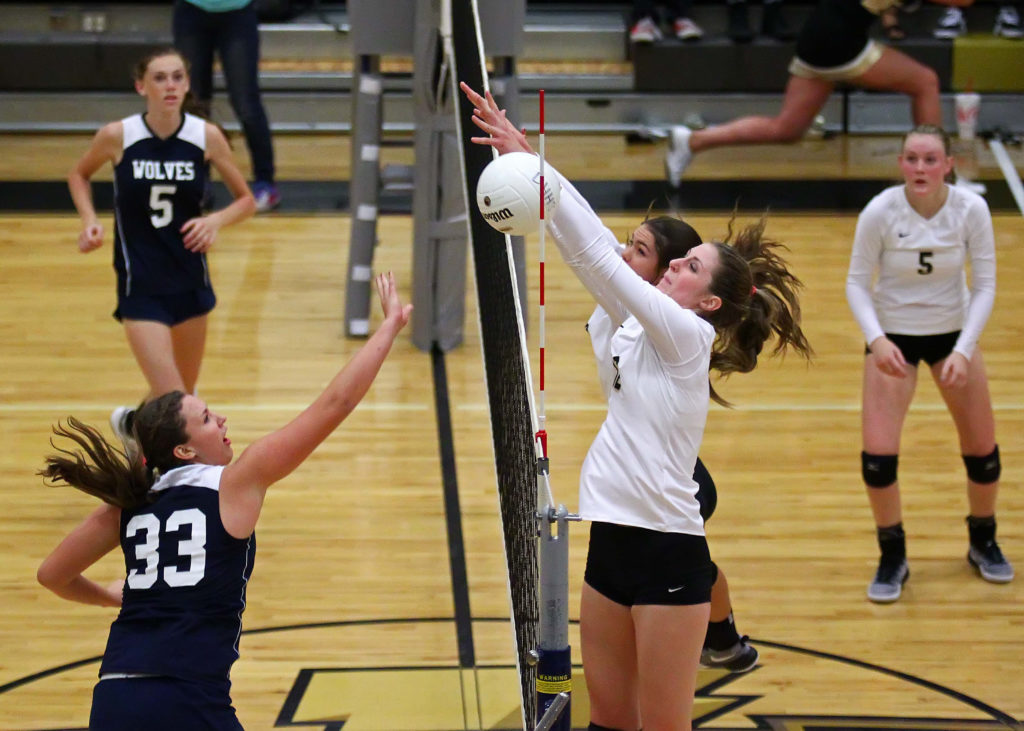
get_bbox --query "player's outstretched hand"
[375,271,412,330]
[459,82,534,157]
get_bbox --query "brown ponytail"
[704,216,813,405]
[39,391,190,510]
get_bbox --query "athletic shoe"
[727,1,754,43]
[673,17,704,41]
[110,406,139,458]
[994,6,1023,38]
[968,542,1015,582]
[867,557,909,603]
[700,637,759,673]
[665,125,693,187]
[629,16,663,43]
[252,181,281,213]
[933,7,966,38]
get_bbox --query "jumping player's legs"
[633,602,710,731]
[930,351,998,515]
[170,313,209,395]
[580,582,641,730]
[123,320,188,400]
[850,45,941,125]
[862,354,919,526]
[688,75,834,153]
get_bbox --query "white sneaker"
[934,7,966,38]
[665,125,693,187]
[994,5,1023,37]
[630,16,663,43]
[673,17,704,40]
[110,406,139,458]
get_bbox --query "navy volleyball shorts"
[90,676,243,730]
[114,288,216,326]
[584,521,714,606]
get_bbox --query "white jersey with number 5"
[846,184,996,359]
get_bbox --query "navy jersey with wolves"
[113,113,210,296]
[99,464,256,687]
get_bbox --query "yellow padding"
[953,35,1024,91]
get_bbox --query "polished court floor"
[0,131,1021,730]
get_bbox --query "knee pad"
[963,445,1000,484]
[862,452,898,488]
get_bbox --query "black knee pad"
[862,451,898,488]
[963,445,1000,484]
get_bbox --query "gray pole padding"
[411,0,468,351]
[344,54,383,337]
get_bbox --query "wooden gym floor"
[0,132,1021,730]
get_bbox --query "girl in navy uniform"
[462,83,811,731]
[68,48,256,442]
[846,125,1011,603]
[37,272,411,729]
[664,0,975,185]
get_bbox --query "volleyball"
[476,152,561,236]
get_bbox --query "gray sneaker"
[968,542,1014,583]
[867,557,909,603]
[700,636,759,673]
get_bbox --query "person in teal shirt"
[173,0,281,212]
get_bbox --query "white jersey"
[846,184,996,359]
[547,168,714,535]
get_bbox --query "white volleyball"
[476,151,561,236]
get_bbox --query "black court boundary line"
[430,343,477,671]
[3,620,1020,729]
[5,179,1023,213]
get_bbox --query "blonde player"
[847,124,1011,603]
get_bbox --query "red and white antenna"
[536,88,549,463]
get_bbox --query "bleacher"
[1,0,1022,135]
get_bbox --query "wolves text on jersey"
[131,159,197,182]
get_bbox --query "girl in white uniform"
[846,125,1011,604]
[462,82,812,731]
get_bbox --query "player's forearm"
[40,574,121,607]
[67,174,99,225]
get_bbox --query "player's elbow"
[37,558,69,593]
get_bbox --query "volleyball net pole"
[532,88,578,731]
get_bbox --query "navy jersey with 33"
[100,464,256,689]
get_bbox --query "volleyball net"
[447,1,573,729]
[448,0,540,727]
